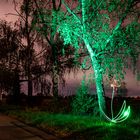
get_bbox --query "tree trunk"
[0,88,2,101]
[27,56,33,105]
[83,39,106,116]
[28,78,32,97]
[25,0,33,99]
[27,48,33,98]
[91,56,106,115]
[52,65,59,99]
[13,70,20,105]
[81,0,106,115]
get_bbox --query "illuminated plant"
[32,0,82,99]
[58,0,140,122]
[72,76,99,116]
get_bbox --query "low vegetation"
[1,97,140,140]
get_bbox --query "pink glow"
[0,1,18,22]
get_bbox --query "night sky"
[0,1,140,97]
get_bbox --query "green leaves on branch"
[58,0,139,123]
[58,18,81,49]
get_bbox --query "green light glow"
[123,109,130,117]
[58,0,135,123]
[99,102,130,123]
[99,87,131,123]
[86,42,131,123]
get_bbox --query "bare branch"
[57,0,62,11]
[12,0,26,22]
[62,0,81,24]
[33,0,52,46]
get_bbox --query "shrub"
[71,79,99,116]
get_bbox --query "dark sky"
[0,1,140,97]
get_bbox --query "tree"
[0,67,14,98]
[19,0,36,98]
[0,20,22,103]
[58,0,140,122]
[8,0,81,101]
[12,0,41,100]
[32,0,82,99]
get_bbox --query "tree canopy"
[58,0,140,122]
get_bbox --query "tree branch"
[62,0,81,24]
[33,0,52,46]
[105,0,135,47]
[12,0,26,22]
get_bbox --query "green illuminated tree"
[32,0,82,99]
[58,0,140,117]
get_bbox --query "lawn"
[4,106,140,140]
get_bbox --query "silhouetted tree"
[0,20,22,103]
[12,0,41,101]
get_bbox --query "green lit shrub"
[72,79,99,116]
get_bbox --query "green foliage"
[58,17,81,49]
[58,0,140,81]
[58,0,140,122]
[72,78,99,116]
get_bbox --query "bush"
[71,79,99,116]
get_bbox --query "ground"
[0,96,140,140]
[0,113,59,140]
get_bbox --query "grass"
[1,97,140,140]
[7,110,103,136]
[5,108,140,140]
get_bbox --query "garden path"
[0,113,59,140]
